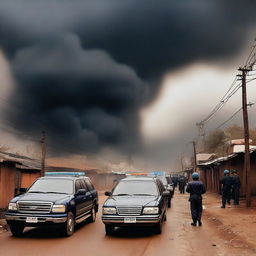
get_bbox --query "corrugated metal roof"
[198,147,256,167]
[0,151,41,170]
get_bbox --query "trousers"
[190,197,202,223]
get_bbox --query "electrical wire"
[215,107,243,130]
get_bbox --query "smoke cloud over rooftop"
[1,0,256,160]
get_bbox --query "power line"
[215,107,242,130]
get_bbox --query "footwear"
[198,220,202,226]
[191,222,196,226]
[221,206,225,208]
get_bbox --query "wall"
[199,152,256,197]
[0,162,17,209]
[20,171,41,189]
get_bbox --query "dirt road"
[0,193,255,256]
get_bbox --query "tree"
[204,129,227,156]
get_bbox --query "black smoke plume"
[1,0,256,155]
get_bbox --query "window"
[75,180,83,193]
[80,179,89,191]
[85,178,94,191]
[28,179,73,194]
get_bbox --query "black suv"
[5,174,98,237]
[102,177,169,235]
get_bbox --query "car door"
[80,178,93,214]
[74,179,87,217]
[156,180,167,215]
[85,178,98,204]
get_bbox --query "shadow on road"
[11,221,93,239]
[106,226,158,239]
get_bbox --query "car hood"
[104,195,158,207]
[13,193,72,204]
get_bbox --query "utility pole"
[239,67,251,207]
[180,154,184,172]
[192,141,197,172]
[40,131,46,177]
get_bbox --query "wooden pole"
[40,131,46,177]
[239,68,251,207]
[192,141,197,172]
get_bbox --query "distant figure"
[231,170,241,205]
[172,177,178,190]
[178,176,186,194]
[221,170,232,208]
[186,172,206,226]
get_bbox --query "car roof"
[122,177,156,182]
[39,176,88,181]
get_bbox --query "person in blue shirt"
[221,170,232,208]
[186,172,206,226]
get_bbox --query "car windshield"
[112,180,159,196]
[28,179,73,194]
[158,176,167,186]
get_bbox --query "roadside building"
[0,152,41,209]
[198,149,256,196]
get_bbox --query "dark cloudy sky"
[0,0,256,170]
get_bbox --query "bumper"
[5,212,67,225]
[102,215,161,225]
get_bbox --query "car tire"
[9,224,24,237]
[164,213,167,222]
[154,221,162,234]
[105,225,114,236]
[62,212,75,237]
[88,205,96,223]
[168,198,171,208]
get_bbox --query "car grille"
[17,201,53,214]
[116,206,142,216]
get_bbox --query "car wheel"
[154,221,162,234]
[164,213,167,222]
[88,205,96,223]
[9,224,24,237]
[168,199,171,208]
[105,225,115,236]
[62,212,75,237]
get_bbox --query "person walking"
[221,170,232,208]
[186,172,206,226]
[178,176,186,194]
[231,170,241,205]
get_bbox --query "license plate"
[124,217,136,223]
[26,217,38,223]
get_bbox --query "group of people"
[172,175,187,194]
[185,169,241,227]
[221,169,241,208]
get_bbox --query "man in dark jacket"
[186,172,206,226]
[231,170,241,205]
[221,170,232,208]
[178,176,186,194]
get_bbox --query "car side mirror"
[75,189,86,196]
[105,191,112,196]
[162,191,170,197]
[19,188,27,193]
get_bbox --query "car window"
[112,180,159,196]
[75,180,83,193]
[80,179,88,191]
[85,178,94,191]
[28,179,73,194]
[156,179,164,194]
[158,176,168,186]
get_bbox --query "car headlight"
[102,207,117,215]
[8,202,18,211]
[52,205,66,213]
[143,207,159,214]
